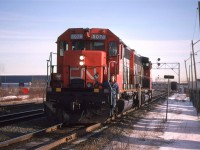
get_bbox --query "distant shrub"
[28,80,46,98]
[0,87,20,97]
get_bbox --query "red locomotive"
[44,28,152,124]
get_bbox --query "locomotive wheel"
[114,106,118,114]
[92,107,109,116]
[44,104,57,123]
[56,108,69,124]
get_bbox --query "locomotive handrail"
[46,52,57,86]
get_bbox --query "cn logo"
[70,67,97,80]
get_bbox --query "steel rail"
[36,123,103,150]
[0,123,63,148]
[0,109,44,126]
[0,102,43,108]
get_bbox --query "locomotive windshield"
[72,41,86,50]
[72,40,105,51]
[90,41,104,50]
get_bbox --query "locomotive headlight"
[79,55,85,66]
[79,55,85,60]
[79,61,84,66]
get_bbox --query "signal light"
[157,58,161,67]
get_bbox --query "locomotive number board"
[91,34,106,40]
[70,34,106,40]
[70,34,83,39]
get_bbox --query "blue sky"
[0,0,200,82]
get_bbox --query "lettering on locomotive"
[70,67,97,80]
[91,34,106,40]
[70,34,83,39]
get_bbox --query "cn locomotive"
[44,28,152,124]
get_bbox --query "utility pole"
[184,60,189,91]
[198,2,200,29]
[191,40,198,91]
[191,40,200,114]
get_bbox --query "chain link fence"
[190,90,200,114]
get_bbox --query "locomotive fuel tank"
[117,98,134,113]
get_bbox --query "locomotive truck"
[44,28,152,124]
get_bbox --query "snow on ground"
[159,94,200,150]
[0,95,44,106]
[104,93,200,150]
[0,95,29,101]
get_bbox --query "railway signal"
[164,75,174,122]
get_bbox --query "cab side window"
[109,41,117,57]
[59,41,68,56]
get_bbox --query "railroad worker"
[103,74,119,115]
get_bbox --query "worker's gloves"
[117,94,120,100]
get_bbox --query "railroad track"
[0,102,42,108]
[0,92,167,149]
[0,123,96,149]
[0,109,44,126]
